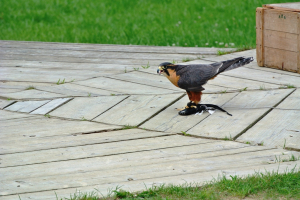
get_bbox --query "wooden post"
[256,7,264,67]
[298,13,300,73]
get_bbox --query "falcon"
[157,57,253,115]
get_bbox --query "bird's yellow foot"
[178,102,198,115]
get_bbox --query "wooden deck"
[0,40,300,200]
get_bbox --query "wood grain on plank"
[237,89,300,150]
[0,116,120,140]
[264,47,298,72]
[74,77,178,95]
[93,94,183,126]
[0,135,213,167]
[222,67,300,87]
[4,100,50,113]
[0,129,174,154]
[0,140,245,180]
[0,40,235,54]
[30,98,71,115]
[49,96,127,120]
[264,8,299,34]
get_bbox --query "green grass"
[1,0,298,48]
[62,169,300,200]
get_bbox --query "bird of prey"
[157,57,254,116]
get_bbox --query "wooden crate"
[256,2,300,73]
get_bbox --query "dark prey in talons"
[157,57,254,116]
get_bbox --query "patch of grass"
[44,114,51,118]
[224,135,233,141]
[141,62,150,69]
[2,0,297,48]
[56,78,66,85]
[182,57,194,62]
[122,125,137,130]
[181,131,190,136]
[279,84,296,89]
[259,85,266,90]
[87,93,91,97]
[171,59,178,64]
[63,169,300,200]
[239,87,248,92]
[25,86,36,90]
[124,67,127,73]
[110,94,115,96]
[245,141,251,144]
[133,67,139,71]
[220,90,227,93]
[81,116,87,121]
[7,98,11,101]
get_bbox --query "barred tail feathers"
[217,57,254,74]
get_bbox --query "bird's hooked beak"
[157,66,164,75]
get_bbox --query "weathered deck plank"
[93,94,183,126]
[0,135,213,167]
[0,140,244,180]
[35,83,114,97]
[0,129,174,154]
[0,40,235,54]
[0,116,120,140]
[49,96,127,120]
[187,89,294,139]
[237,89,300,150]
[4,100,50,113]
[74,77,179,95]
[0,89,66,100]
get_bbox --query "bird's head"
[157,62,175,76]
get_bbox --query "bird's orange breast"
[166,69,180,87]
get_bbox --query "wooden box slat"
[256,3,300,74]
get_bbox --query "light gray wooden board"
[0,116,120,140]
[2,148,299,195]
[237,89,300,150]
[49,96,128,120]
[246,62,300,77]
[0,99,16,109]
[30,98,71,115]
[74,77,178,95]
[93,94,183,126]
[0,67,115,83]
[187,89,294,139]
[0,40,235,54]
[0,89,66,100]
[208,74,279,90]
[36,83,114,97]
[2,160,298,200]
[0,110,37,121]
[4,100,50,113]
[141,93,238,133]
[1,47,203,60]
[0,60,135,72]
[222,67,300,87]
[0,140,246,180]
[0,135,213,167]
[108,71,182,91]
[0,129,174,154]
[0,54,177,66]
